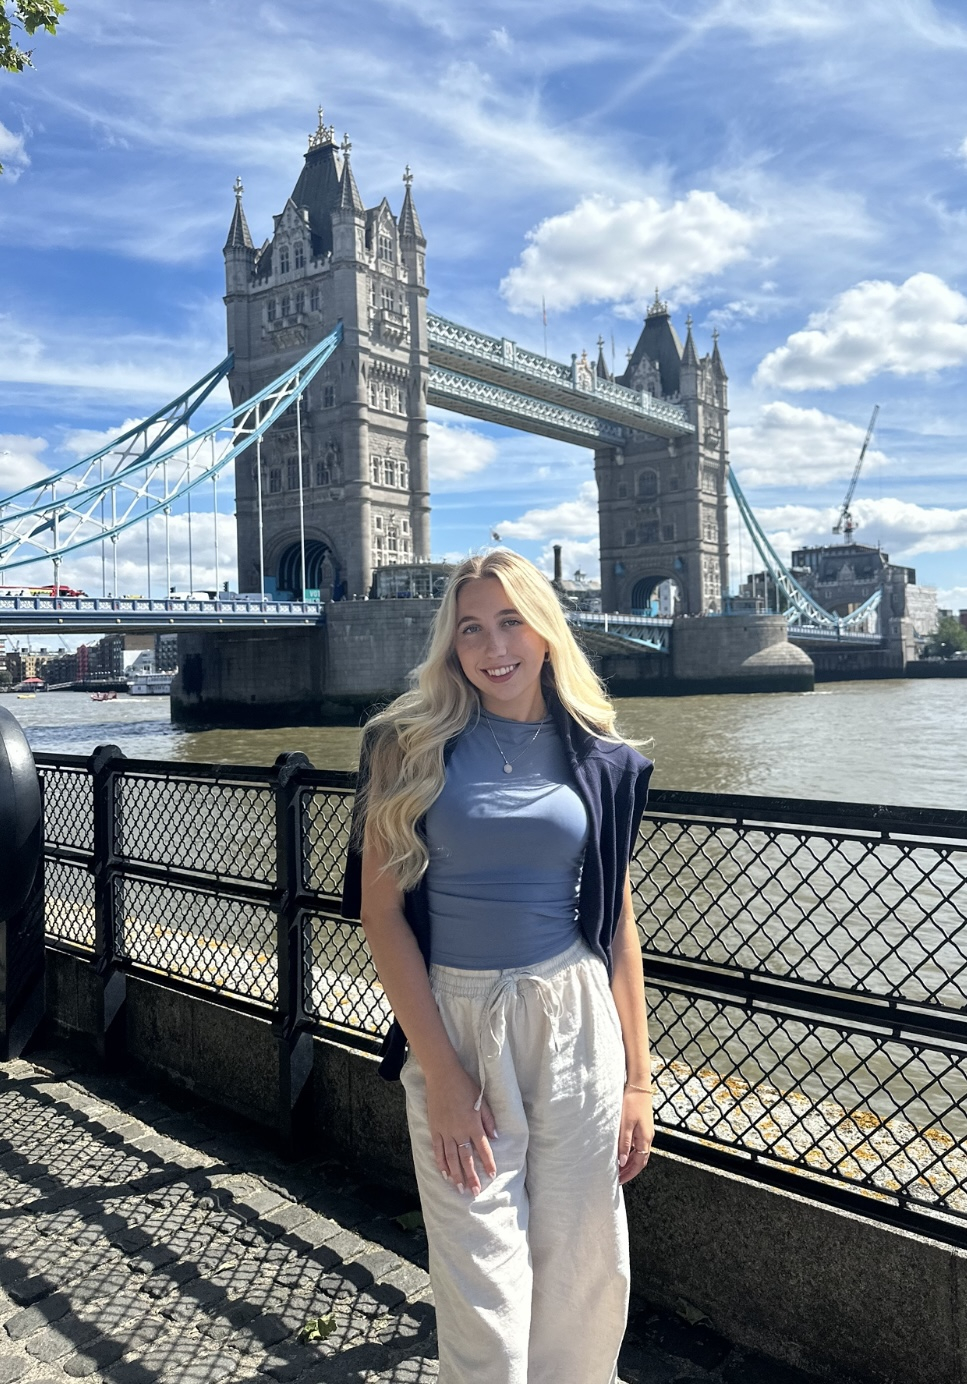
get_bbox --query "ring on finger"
[458,1141,472,1150]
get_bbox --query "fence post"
[89,743,125,1065]
[0,706,45,1059]
[273,750,314,1149]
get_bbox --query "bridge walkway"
[0,1050,819,1383]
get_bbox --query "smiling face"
[453,576,549,721]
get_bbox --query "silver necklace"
[483,714,544,774]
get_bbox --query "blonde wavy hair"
[358,549,624,890]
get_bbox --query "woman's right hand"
[425,1064,498,1196]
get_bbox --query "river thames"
[7,677,965,808]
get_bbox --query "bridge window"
[636,470,658,499]
[616,482,628,499]
[378,233,395,263]
[662,524,676,542]
[267,298,277,323]
[381,285,395,312]
[669,475,680,491]
[295,289,305,314]
[294,242,305,270]
[315,461,330,486]
[287,459,298,490]
[280,294,291,317]
[322,384,335,408]
[310,286,320,311]
[639,521,660,545]
[624,528,636,546]
[384,459,397,487]
[279,246,290,275]
[269,469,281,493]
[399,461,408,489]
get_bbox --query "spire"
[647,287,669,318]
[336,134,364,214]
[286,105,344,259]
[308,106,337,151]
[681,314,698,367]
[398,165,425,242]
[711,327,728,380]
[224,175,254,252]
[595,335,612,382]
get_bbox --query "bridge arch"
[276,539,343,601]
[630,573,684,617]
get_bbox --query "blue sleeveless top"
[424,711,588,968]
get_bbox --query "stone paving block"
[4,1291,73,1340]
[5,1275,55,1307]
[377,1262,432,1301]
[62,1336,129,1376]
[0,1357,29,1383]
[324,1229,370,1264]
[24,1322,82,1361]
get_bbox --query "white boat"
[128,672,173,696]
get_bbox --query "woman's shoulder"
[586,735,653,781]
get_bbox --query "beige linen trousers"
[400,938,630,1384]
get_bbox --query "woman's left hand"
[617,1089,654,1185]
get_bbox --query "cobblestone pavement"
[0,1050,824,1384]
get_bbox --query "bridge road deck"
[0,1050,821,1384]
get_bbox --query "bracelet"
[625,1081,658,1096]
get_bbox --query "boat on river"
[90,691,118,702]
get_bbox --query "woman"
[342,550,655,1384]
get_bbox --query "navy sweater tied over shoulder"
[340,689,654,1081]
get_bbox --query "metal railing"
[35,748,967,1245]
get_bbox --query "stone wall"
[170,599,439,726]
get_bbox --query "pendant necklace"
[483,714,544,774]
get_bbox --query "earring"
[543,650,551,662]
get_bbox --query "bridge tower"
[224,111,430,599]
[595,294,729,615]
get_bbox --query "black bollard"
[0,705,45,1059]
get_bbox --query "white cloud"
[730,402,889,487]
[500,191,757,314]
[0,121,29,180]
[428,420,497,481]
[0,435,49,493]
[63,419,150,457]
[745,497,967,563]
[0,312,228,402]
[497,480,598,541]
[755,273,967,390]
[959,136,967,164]
[938,587,967,611]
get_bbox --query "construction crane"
[833,405,879,544]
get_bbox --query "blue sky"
[1,0,966,608]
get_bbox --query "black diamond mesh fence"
[32,754,967,1240]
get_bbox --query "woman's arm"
[610,867,655,1185]
[360,828,497,1195]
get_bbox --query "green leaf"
[393,1209,425,1231]
[298,1313,337,1344]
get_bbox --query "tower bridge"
[2,110,924,720]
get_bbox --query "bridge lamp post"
[255,415,266,600]
[296,387,307,600]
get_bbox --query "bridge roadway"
[0,596,885,651]
[0,594,327,635]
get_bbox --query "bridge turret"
[223,177,256,361]
[397,167,430,562]
[227,109,431,600]
[598,301,729,617]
